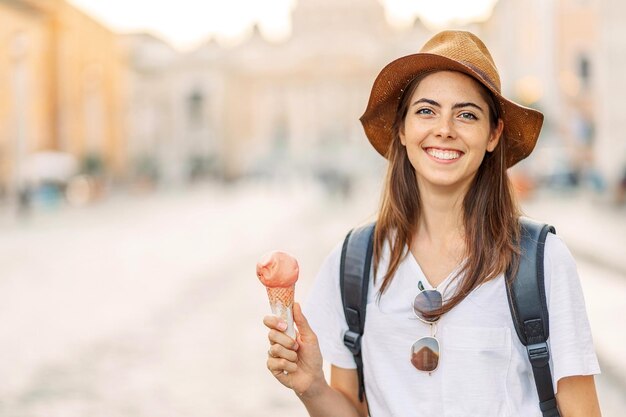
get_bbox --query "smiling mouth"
[425,148,463,161]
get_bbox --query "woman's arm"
[329,366,369,417]
[556,375,602,417]
[297,367,367,417]
[264,303,365,417]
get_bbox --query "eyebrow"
[411,98,485,113]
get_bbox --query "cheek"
[400,120,423,146]
[474,128,496,152]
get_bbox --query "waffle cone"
[266,285,295,339]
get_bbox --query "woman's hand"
[264,303,325,396]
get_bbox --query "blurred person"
[263,31,601,417]
[17,184,32,218]
[616,163,626,205]
[566,105,605,192]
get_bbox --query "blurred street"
[0,179,624,416]
[0,179,378,417]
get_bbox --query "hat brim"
[359,53,544,167]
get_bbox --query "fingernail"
[293,342,299,350]
[277,321,287,331]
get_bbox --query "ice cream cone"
[266,285,295,339]
[257,250,299,339]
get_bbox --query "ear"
[399,125,407,146]
[487,119,504,152]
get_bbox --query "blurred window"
[578,54,591,89]
[10,31,29,60]
[187,89,204,128]
[273,118,287,150]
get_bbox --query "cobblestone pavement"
[0,180,623,416]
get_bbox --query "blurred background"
[0,0,624,415]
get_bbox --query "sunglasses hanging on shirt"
[411,288,443,373]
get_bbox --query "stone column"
[596,0,626,186]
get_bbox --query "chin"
[418,172,476,191]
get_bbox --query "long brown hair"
[373,71,521,315]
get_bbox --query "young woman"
[263,31,602,417]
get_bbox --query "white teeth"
[426,148,461,160]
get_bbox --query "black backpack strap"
[340,222,375,403]
[506,217,560,417]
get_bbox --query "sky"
[67,0,498,50]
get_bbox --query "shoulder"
[303,238,359,369]
[303,239,344,308]
[542,232,584,314]
[304,239,342,315]
[544,232,575,264]
[544,233,576,271]
[317,223,381,282]
[540,231,601,384]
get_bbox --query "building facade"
[128,0,623,186]
[126,0,431,182]
[0,0,125,200]
[2,0,623,192]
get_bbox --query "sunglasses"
[411,287,443,373]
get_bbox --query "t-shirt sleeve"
[302,242,356,369]
[544,233,601,390]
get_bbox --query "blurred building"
[0,0,125,200]
[554,0,601,188]
[124,0,431,182]
[596,0,626,186]
[121,33,226,185]
[124,0,625,187]
[488,0,625,191]
[2,0,624,190]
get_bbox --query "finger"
[267,357,298,374]
[263,315,288,332]
[293,303,314,336]
[269,343,298,362]
[268,329,298,349]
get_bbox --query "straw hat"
[360,30,544,168]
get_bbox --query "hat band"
[459,60,500,93]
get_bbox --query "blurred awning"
[25,151,79,184]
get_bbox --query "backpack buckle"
[527,341,550,368]
[343,330,362,355]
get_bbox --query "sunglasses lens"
[411,337,440,372]
[413,290,442,321]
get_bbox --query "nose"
[435,115,456,139]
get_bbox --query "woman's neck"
[410,184,468,286]
[415,183,467,248]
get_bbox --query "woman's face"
[399,71,503,195]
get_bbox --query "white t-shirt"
[303,233,600,417]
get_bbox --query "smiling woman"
[262,30,602,417]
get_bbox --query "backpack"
[340,217,560,417]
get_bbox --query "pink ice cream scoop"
[257,251,299,339]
